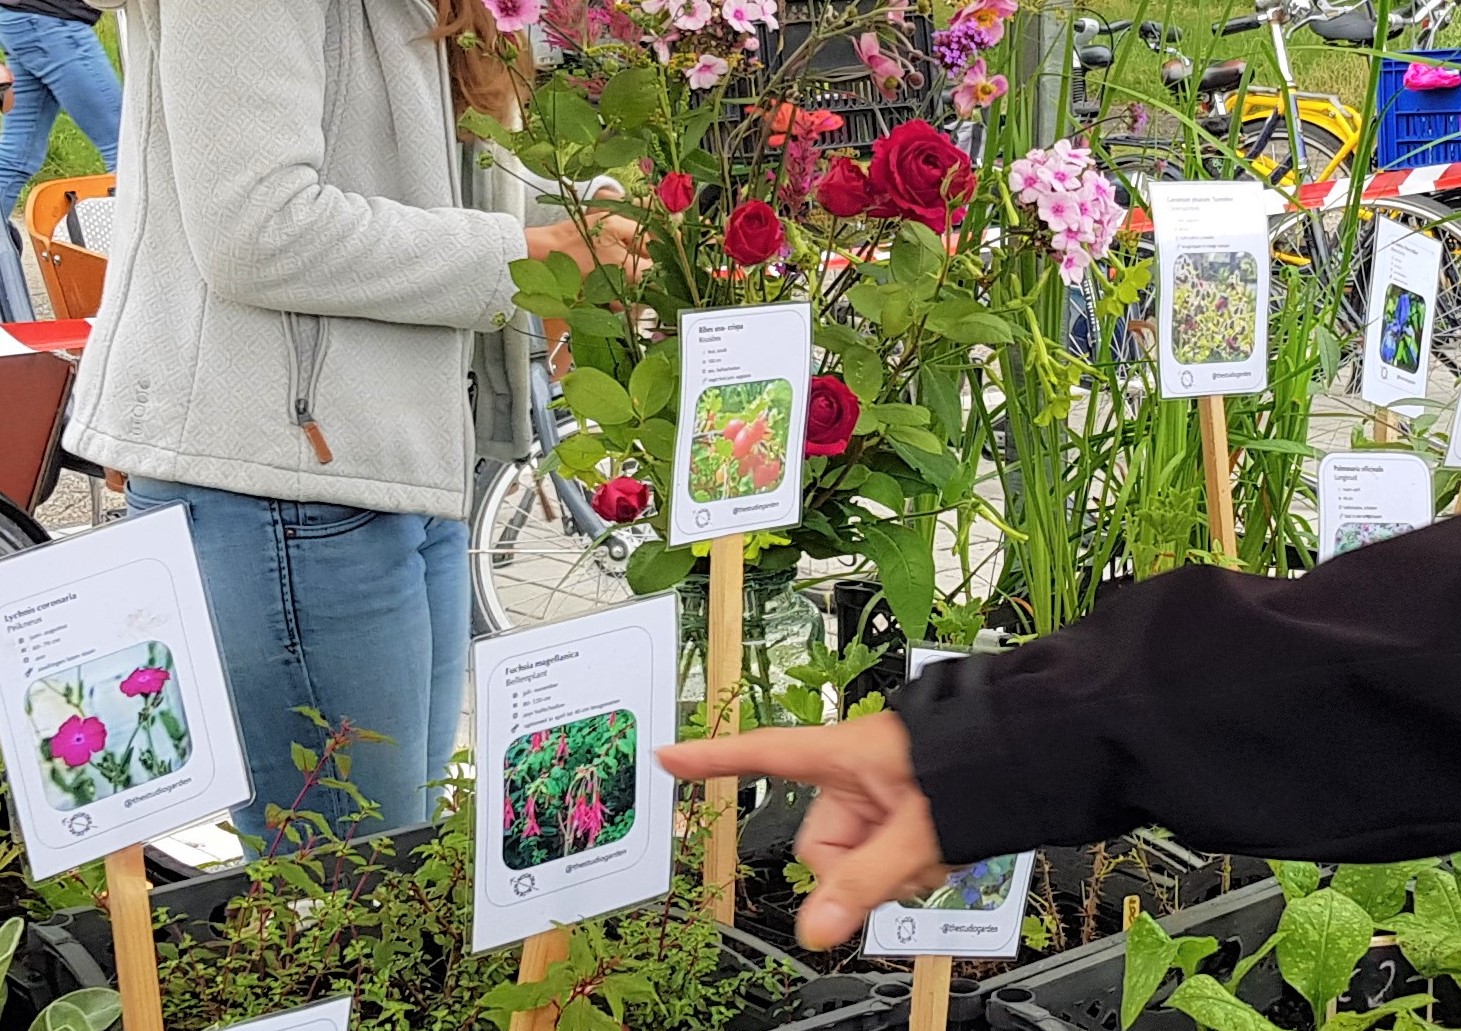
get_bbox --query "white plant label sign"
[471,593,677,953]
[1318,452,1433,562]
[863,646,1035,959]
[220,998,352,1031]
[1361,216,1442,416]
[0,505,252,881]
[669,302,812,546]
[1445,401,1461,467]
[1151,181,1270,399]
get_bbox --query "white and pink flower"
[482,0,543,33]
[685,53,730,89]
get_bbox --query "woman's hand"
[657,712,947,950]
[525,215,651,282]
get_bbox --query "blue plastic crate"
[1378,49,1461,169]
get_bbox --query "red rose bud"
[816,157,880,218]
[868,119,976,232]
[590,476,650,523]
[655,172,696,215]
[723,199,786,266]
[805,376,861,458]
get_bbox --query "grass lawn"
[1073,0,1461,110]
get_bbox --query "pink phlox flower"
[744,35,760,50]
[120,666,170,698]
[685,53,729,89]
[51,715,107,769]
[482,0,544,33]
[1058,247,1093,286]
[1037,192,1083,234]
[673,0,713,29]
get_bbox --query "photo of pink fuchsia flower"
[50,716,107,769]
[686,53,730,89]
[951,58,1007,119]
[29,640,193,813]
[481,0,544,33]
[1007,141,1125,285]
[503,710,635,870]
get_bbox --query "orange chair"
[25,173,114,320]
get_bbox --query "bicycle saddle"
[1078,44,1113,70]
[1308,8,1403,43]
[1161,58,1247,95]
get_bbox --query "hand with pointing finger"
[657,711,947,951]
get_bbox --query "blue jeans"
[124,477,470,853]
[0,10,121,216]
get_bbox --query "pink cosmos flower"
[722,0,761,32]
[853,33,906,100]
[673,0,713,29]
[503,795,516,831]
[951,58,1008,118]
[686,54,729,89]
[524,795,541,837]
[120,666,170,698]
[50,715,107,769]
[482,0,544,33]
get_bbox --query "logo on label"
[1180,370,1195,390]
[511,873,538,898]
[694,509,711,529]
[895,916,917,945]
[64,812,94,837]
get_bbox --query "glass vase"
[676,568,824,729]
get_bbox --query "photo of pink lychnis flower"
[481,0,543,32]
[951,58,1007,118]
[50,716,107,769]
[685,53,729,89]
[29,640,193,812]
[120,666,169,698]
[502,710,635,870]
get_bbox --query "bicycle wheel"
[1240,119,1353,186]
[1269,193,1461,455]
[468,435,650,634]
[0,493,48,557]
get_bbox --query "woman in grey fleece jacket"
[64,0,642,847]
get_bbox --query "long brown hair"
[431,0,530,125]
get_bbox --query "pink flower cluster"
[931,0,1017,77]
[1007,140,1125,286]
[567,788,609,848]
[47,665,173,768]
[641,0,777,88]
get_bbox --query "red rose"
[868,120,976,232]
[723,200,785,266]
[591,477,650,523]
[655,172,695,215]
[816,157,880,218]
[805,376,861,458]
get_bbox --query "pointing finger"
[657,725,846,786]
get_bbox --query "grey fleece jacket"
[66,0,597,521]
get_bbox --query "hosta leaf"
[1277,888,1374,1013]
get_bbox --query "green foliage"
[0,917,120,1031]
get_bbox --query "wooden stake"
[910,955,953,1031]
[704,533,744,926]
[1197,395,1238,559]
[103,845,164,1031]
[508,926,572,1031]
[1375,406,1398,444]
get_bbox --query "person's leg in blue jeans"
[0,11,120,216]
[123,478,471,854]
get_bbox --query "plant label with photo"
[669,303,812,546]
[1361,217,1442,416]
[0,505,252,881]
[217,998,352,1031]
[863,647,1035,959]
[1318,453,1433,562]
[1150,182,1270,399]
[471,593,677,953]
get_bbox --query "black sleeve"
[889,515,1461,866]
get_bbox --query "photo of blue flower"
[899,854,1020,912]
[1378,283,1425,374]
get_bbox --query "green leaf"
[629,354,675,419]
[31,1000,91,1031]
[555,432,608,473]
[583,266,628,306]
[815,322,863,355]
[860,522,935,641]
[840,345,883,403]
[1394,1010,1453,1031]
[290,706,330,729]
[1271,860,1322,901]
[0,918,21,981]
[593,135,648,170]
[514,293,572,319]
[857,471,905,515]
[845,281,882,323]
[1277,888,1374,1014]
[536,89,600,146]
[1122,913,1179,1029]
[890,221,945,282]
[1167,975,1285,1031]
[510,258,565,300]
[598,67,661,128]
[886,425,945,455]
[889,438,958,491]
[781,685,826,726]
[918,367,964,441]
[565,307,626,341]
[562,368,635,425]
[1323,996,1435,1031]
[290,743,318,774]
[558,997,622,1031]
[546,251,583,298]
[637,418,676,458]
[925,298,1014,344]
[1226,931,1286,993]
[847,692,886,719]
[625,541,696,594]
[868,403,931,427]
[1414,868,1461,931]
[1175,936,1220,977]
[1391,914,1461,977]
[1332,864,1418,923]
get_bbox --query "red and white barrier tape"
[0,318,92,357]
